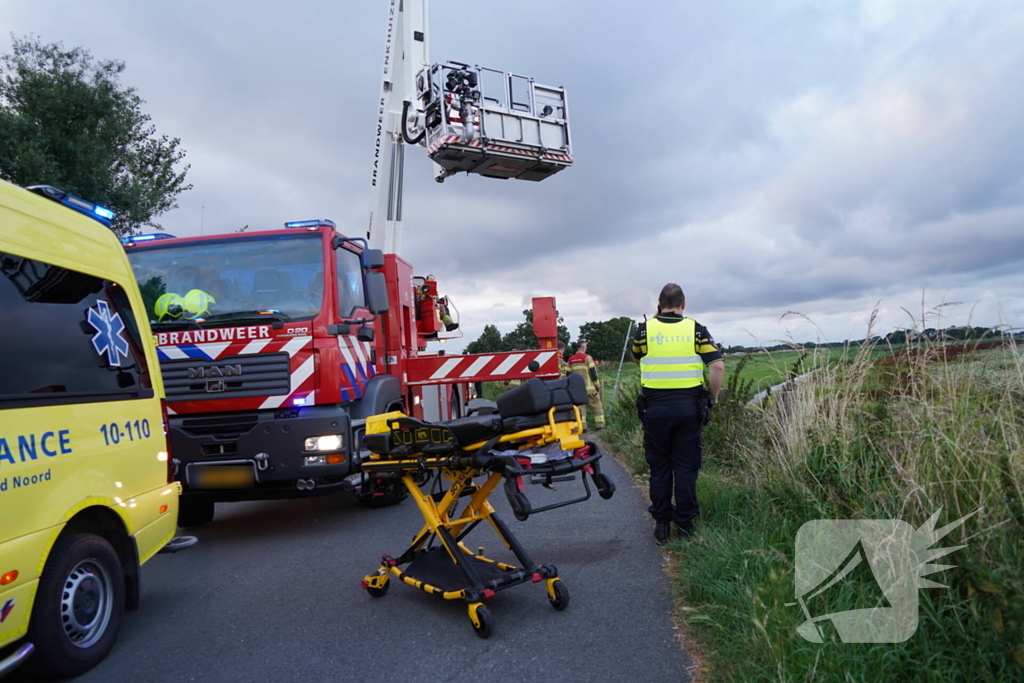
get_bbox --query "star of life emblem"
[86,299,130,366]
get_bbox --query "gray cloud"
[2,0,1023,349]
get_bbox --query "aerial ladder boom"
[367,0,574,256]
[369,0,428,256]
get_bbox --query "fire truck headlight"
[304,434,343,452]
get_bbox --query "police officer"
[568,341,604,430]
[632,283,724,545]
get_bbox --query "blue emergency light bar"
[26,185,116,228]
[284,219,336,229]
[121,233,178,246]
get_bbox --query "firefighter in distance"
[567,340,604,430]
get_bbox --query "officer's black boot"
[654,520,671,546]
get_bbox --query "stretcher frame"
[359,404,614,638]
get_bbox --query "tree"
[465,324,503,354]
[465,310,570,354]
[502,309,570,351]
[0,36,191,235]
[578,316,634,361]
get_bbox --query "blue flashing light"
[284,219,336,229]
[120,233,178,246]
[26,185,116,228]
[293,396,308,406]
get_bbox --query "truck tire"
[177,499,215,528]
[22,533,125,680]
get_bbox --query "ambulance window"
[336,249,366,318]
[0,252,153,408]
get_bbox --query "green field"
[599,341,1024,682]
[600,348,818,399]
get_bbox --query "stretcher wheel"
[593,472,615,500]
[548,580,570,611]
[469,604,494,639]
[366,580,390,598]
[508,490,532,522]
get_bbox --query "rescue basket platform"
[359,374,614,638]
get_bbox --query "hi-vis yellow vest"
[640,318,704,389]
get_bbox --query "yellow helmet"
[182,289,216,319]
[154,292,184,320]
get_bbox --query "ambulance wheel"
[366,579,390,598]
[548,580,570,611]
[471,605,494,639]
[178,499,215,527]
[23,533,125,679]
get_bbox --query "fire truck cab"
[123,221,399,525]
[124,220,559,527]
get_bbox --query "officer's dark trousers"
[642,402,702,530]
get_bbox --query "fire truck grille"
[160,352,291,402]
[180,413,260,438]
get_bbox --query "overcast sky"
[3,0,1023,350]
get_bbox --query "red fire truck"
[123,225,561,525]
[123,0,574,527]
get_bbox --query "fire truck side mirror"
[365,272,389,314]
[362,249,385,270]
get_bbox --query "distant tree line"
[721,325,1014,354]
[465,312,636,361]
[468,313,1018,359]
[464,310,572,355]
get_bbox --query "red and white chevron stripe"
[159,330,314,414]
[405,350,558,386]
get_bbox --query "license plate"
[190,465,255,489]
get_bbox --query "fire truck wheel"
[177,499,216,527]
[23,533,125,679]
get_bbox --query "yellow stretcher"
[359,374,615,638]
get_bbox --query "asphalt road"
[17,454,693,683]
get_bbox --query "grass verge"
[601,339,1024,682]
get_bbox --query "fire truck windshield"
[127,233,325,324]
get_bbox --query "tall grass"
[604,334,1024,681]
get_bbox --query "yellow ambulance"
[0,181,191,679]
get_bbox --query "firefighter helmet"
[154,292,184,320]
[182,289,216,319]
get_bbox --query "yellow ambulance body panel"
[0,180,181,679]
